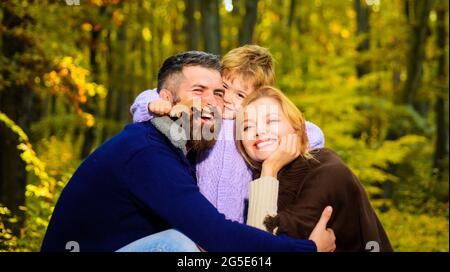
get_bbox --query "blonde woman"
[236,86,393,252]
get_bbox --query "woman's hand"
[260,133,301,178]
[148,99,173,116]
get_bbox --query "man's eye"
[214,91,224,98]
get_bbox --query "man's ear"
[159,89,173,103]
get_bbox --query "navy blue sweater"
[41,121,317,252]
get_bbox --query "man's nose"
[202,90,217,106]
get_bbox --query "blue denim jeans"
[116,229,200,252]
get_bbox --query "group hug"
[40,45,392,252]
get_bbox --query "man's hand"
[308,206,336,252]
[148,99,173,116]
[261,133,301,177]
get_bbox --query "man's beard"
[188,133,217,154]
[171,105,222,154]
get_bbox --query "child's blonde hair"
[236,86,311,170]
[221,45,275,89]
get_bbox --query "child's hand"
[148,99,173,116]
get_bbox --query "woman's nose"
[255,123,268,137]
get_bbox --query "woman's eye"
[243,125,255,131]
[268,119,280,123]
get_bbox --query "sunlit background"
[0,0,448,251]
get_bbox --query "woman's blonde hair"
[221,45,275,89]
[236,86,311,170]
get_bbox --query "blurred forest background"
[0,0,448,251]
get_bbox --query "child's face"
[222,76,255,119]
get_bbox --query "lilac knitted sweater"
[130,89,325,223]
[196,119,253,223]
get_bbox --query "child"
[130,45,325,223]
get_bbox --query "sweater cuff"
[246,176,279,232]
[294,239,317,252]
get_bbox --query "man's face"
[176,66,225,116]
[165,65,225,153]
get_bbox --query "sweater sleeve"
[305,121,325,149]
[130,89,159,123]
[124,144,317,252]
[246,176,279,232]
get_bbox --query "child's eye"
[237,92,246,99]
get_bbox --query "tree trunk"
[401,0,434,105]
[80,25,102,158]
[239,0,259,46]
[433,6,448,177]
[184,0,200,50]
[101,29,115,143]
[114,20,129,124]
[0,2,35,232]
[200,0,221,55]
[354,0,371,78]
[287,0,297,29]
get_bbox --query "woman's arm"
[246,134,301,231]
[247,176,279,231]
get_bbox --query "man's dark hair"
[157,51,221,92]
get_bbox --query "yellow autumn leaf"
[142,27,152,42]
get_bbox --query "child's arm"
[305,121,325,149]
[130,88,161,123]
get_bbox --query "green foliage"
[378,208,449,252]
[0,112,76,251]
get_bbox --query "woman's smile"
[254,138,278,151]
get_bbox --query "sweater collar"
[150,116,188,155]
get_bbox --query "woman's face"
[241,97,296,162]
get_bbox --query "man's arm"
[130,89,160,123]
[124,144,319,252]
